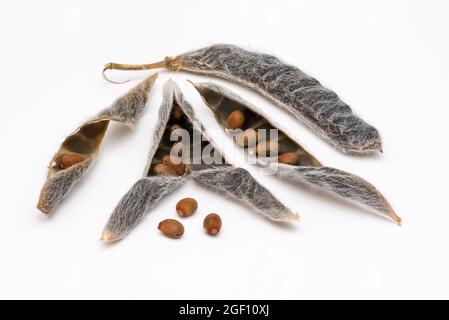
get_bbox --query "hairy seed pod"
[192,81,400,224]
[203,213,222,235]
[103,45,381,154]
[158,219,184,238]
[37,73,158,214]
[278,152,300,165]
[101,80,298,243]
[226,110,245,129]
[176,198,198,217]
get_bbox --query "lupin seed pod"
[103,44,381,154]
[101,80,297,243]
[192,81,400,224]
[37,73,158,214]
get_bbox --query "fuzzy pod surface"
[104,44,381,154]
[192,81,400,224]
[37,73,158,214]
[101,80,298,243]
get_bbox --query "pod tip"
[288,212,300,222]
[100,231,116,243]
[388,211,402,225]
[36,199,50,215]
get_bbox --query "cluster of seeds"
[153,104,188,177]
[225,109,300,165]
[158,197,222,238]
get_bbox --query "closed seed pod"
[203,213,222,235]
[176,198,198,217]
[103,44,381,154]
[158,219,184,238]
[37,73,158,214]
[101,80,298,243]
[192,81,400,224]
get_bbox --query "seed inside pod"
[235,128,258,147]
[158,219,184,238]
[59,154,85,169]
[176,197,198,217]
[203,213,222,235]
[278,152,300,165]
[170,124,182,132]
[226,110,245,130]
[162,155,186,176]
[154,163,178,176]
[172,104,184,120]
[256,140,279,157]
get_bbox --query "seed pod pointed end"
[100,230,119,243]
[388,211,402,225]
[289,213,300,222]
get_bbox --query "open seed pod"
[101,80,298,243]
[37,73,158,214]
[192,81,400,224]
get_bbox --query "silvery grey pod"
[37,73,158,214]
[101,80,298,243]
[192,81,400,224]
[103,44,381,154]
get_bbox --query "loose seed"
[226,110,245,130]
[176,197,198,217]
[154,163,177,176]
[162,155,186,176]
[235,128,258,147]
[203,213,222,235]
[158,219,184,238]
[60,154,85,169]
[277,152,300,165]
[256,140,279,157]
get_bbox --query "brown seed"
[235,128,258,147]
[59,154,85,169]
[226,110,245,130]
[171,104,184,120]
[176,198,198,217]
[203,213,222,235]
[158,219,184,238]
[162,155,186,176]
[277,152,300,165]
[256,140,279,157]
[153,163,177,176]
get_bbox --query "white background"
[0,0,448,299]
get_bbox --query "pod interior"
[195,85,321,167]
